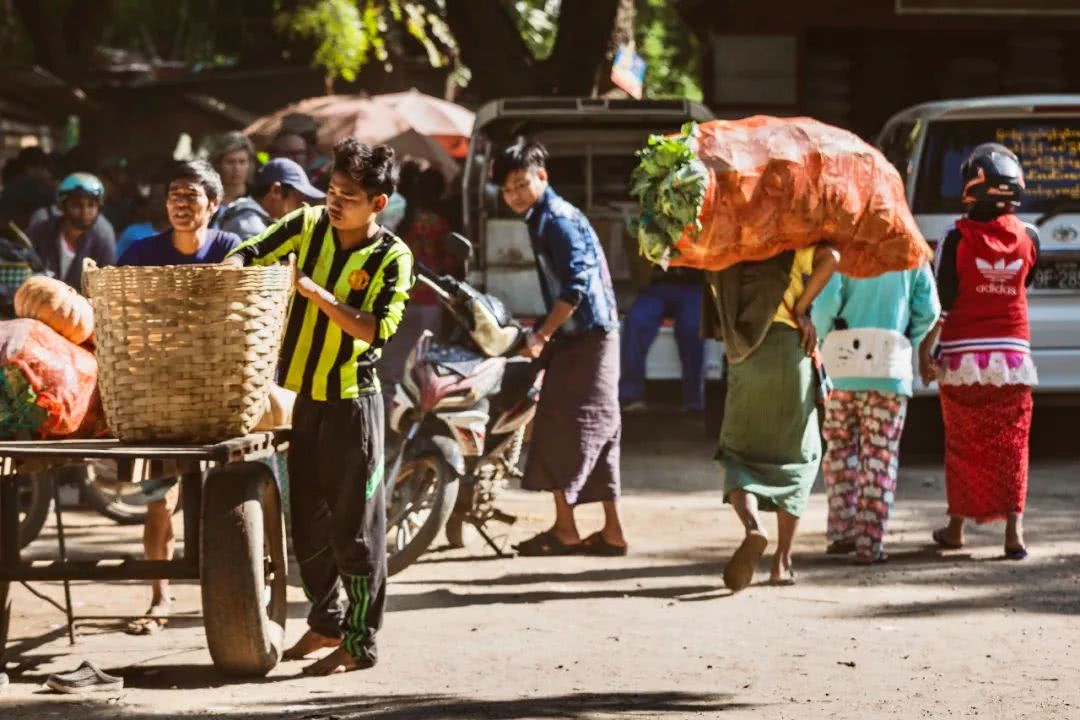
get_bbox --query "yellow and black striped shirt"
[231,205,413,401]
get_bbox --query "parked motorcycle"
[385,235,542,576]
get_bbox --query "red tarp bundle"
[671,116,932,277]
[0,318,106,438]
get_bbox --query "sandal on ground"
[769,567,797,586]
[722,531,768,592]
[932,528,964,550]
[1004,545,1028,561]
[826,539,856,555]
[45,661,123,694]
[579,532,628,557]
[855,552,889,565]
[513,530,581,557]
[125,604,171,636]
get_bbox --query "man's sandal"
[513,530,581,557]
[579,532,628,557]
[125,604,170,636]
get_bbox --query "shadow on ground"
[2,690,757,719]
[291,581,720,618]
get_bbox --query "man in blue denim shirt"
[493,138,628,557]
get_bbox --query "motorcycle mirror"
[447,233,473,263]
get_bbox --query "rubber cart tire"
[18,475,52,549]
[200,463,287,677]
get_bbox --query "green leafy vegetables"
[629,122,709,267]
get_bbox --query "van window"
[878,121,916,182]
[914,118,1080,214]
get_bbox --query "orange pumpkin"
[14,276,95,345]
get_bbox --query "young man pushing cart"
[229,138,413,675]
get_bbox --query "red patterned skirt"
[940,384,1033,523]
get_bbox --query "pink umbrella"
[245,89,474,156]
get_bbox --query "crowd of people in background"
[0,112,458,304]
[0,121,1039,604]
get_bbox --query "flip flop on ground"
[513,530,581,557]
[125,603,171,636]
[45,661,123,694]
[722,531,768,592]
[932,528,964,550]
[579,531,628,557]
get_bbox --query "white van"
[878,96,1080,395]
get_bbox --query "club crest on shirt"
[348,269,371,291]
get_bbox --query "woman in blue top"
[812,265,940,564]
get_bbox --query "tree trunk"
[446,0,632,102]
[12,0,69,77]
[12,0,108,82]
[594,0,636,97]
[444,0,537,100]
[538,0,621,96]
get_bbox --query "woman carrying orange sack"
[703,243,839,590]
[921,143,1038,560]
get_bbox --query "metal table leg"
[0,474,18,669]
[49,477,76,645]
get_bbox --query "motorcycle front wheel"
[386,452,459,576]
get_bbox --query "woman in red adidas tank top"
[920,143,1038,561]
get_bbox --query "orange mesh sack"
[631,116,932,278]
[0,318,106,438]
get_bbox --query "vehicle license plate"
[1034,261,1080,291]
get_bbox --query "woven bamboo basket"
[83,260,293,443]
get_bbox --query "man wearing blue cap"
[216,157,325,238]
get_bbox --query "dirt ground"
[2,406,1079,719]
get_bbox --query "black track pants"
[288,393,386,666]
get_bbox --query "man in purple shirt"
[118,159,239,634]
[119,160,241,267]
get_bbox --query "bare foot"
[1005,513,1025,553]
[302,646,364,676]
[283,630,340,661]
[769,554,795,586]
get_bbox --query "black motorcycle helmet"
[960,143,1024,211]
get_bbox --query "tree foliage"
[278,0,460,93]
[0,0,700,102]
[510,0,560,60]
[635,0,702,101]
[495,0,702,100]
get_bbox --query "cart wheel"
[200,463,286,677]
[18,475,52,549]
